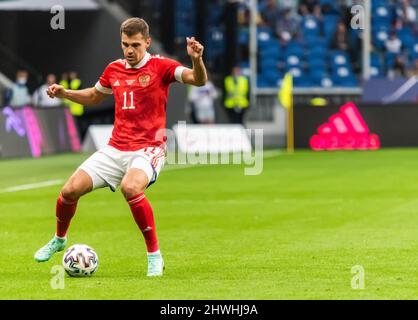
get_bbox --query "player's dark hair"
[120,17,150,39]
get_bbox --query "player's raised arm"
[46,84,108,106]
[181,37,208,87]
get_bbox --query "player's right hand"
[46,84,66,99]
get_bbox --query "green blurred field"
[1,149,418,299]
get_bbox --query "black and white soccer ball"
[62,244,99,277]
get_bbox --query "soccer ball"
[62,244,99,277]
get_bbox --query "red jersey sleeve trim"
[174,66,186,83]
[95,81,113,95]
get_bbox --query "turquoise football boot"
[34,236,67,262]
[147,252,164,277]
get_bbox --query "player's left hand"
[186,37,204,60]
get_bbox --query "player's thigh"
[79,147,125,192]
[120,168,149,199]
[61,169,93,200]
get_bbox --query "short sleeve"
[95,64,113,95]
[159,57,186,84]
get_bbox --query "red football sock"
[128,193,159,253]
[56,193,78,238]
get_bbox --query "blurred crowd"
[238,0,418,80]
[3,70,83,111]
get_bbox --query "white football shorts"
[78,145,166,192]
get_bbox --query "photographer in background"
[32,74,62,108]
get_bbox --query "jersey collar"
[125,52,151,69]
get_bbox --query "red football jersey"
[95,52,185,151]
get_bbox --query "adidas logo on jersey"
[310,102,380,151]
[113,80,120,86]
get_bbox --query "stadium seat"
[308,57,327,71]
[402,36,416,52]
[260,57,278,73]
[370,52,383,78]
[285,54,302,67]
[257,26,274,44]
[372,27,390,49]
[370,53,384,77]
[310,70,332,87]
[260,42,282,60]
[305,35,327,50]
[302,16,320,37]
[310,69,327,80]
[309,45,327,59]
[329,50,350,68]
[384,52,397,71]
[372,4,393,25]
[411,43,418,60]
[286,67,312,87]
[370,65,384,78]
[207,4,223,24]
[320,0,339,14]
[264,69,282,86]
[372,0,390,7]
[397,29,416,52]
[257,72,271,88]
[323,14,340,44]
[332,66,358,87]
[284,41,305,58]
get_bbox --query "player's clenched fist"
[46,84,66,99]
[186,37,204,59]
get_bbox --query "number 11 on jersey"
[122,91,135,110]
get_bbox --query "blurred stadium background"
[1,0,418,299]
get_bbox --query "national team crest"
[138,74,151,87]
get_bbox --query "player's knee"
[61,183,82,201]
[121,182,146,199]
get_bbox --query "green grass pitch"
[1,149,418,299]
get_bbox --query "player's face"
[121,32,151,66]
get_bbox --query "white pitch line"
[0,150,283,193]
[0,179,65,194]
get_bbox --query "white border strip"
[0,150,282,193]
[0,179,64,194]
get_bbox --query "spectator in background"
[385,32,403,53]
[188,80,218,124]
[259,0,281,30]
[331,22,349,51]
[407,59,418,77]
[32,74,62,107]
[395,0,417,29]
[275,7,301,44]
[298,0,322,18]
[56,71,84,138]
[223,66,249,125]
[66,71,84,117]
[59,72,69,89]
[388,54,408,78]
[277,0,298,13]
[64,71,85,139]
[6,70,31,108]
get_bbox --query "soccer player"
[34,18,208,276]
